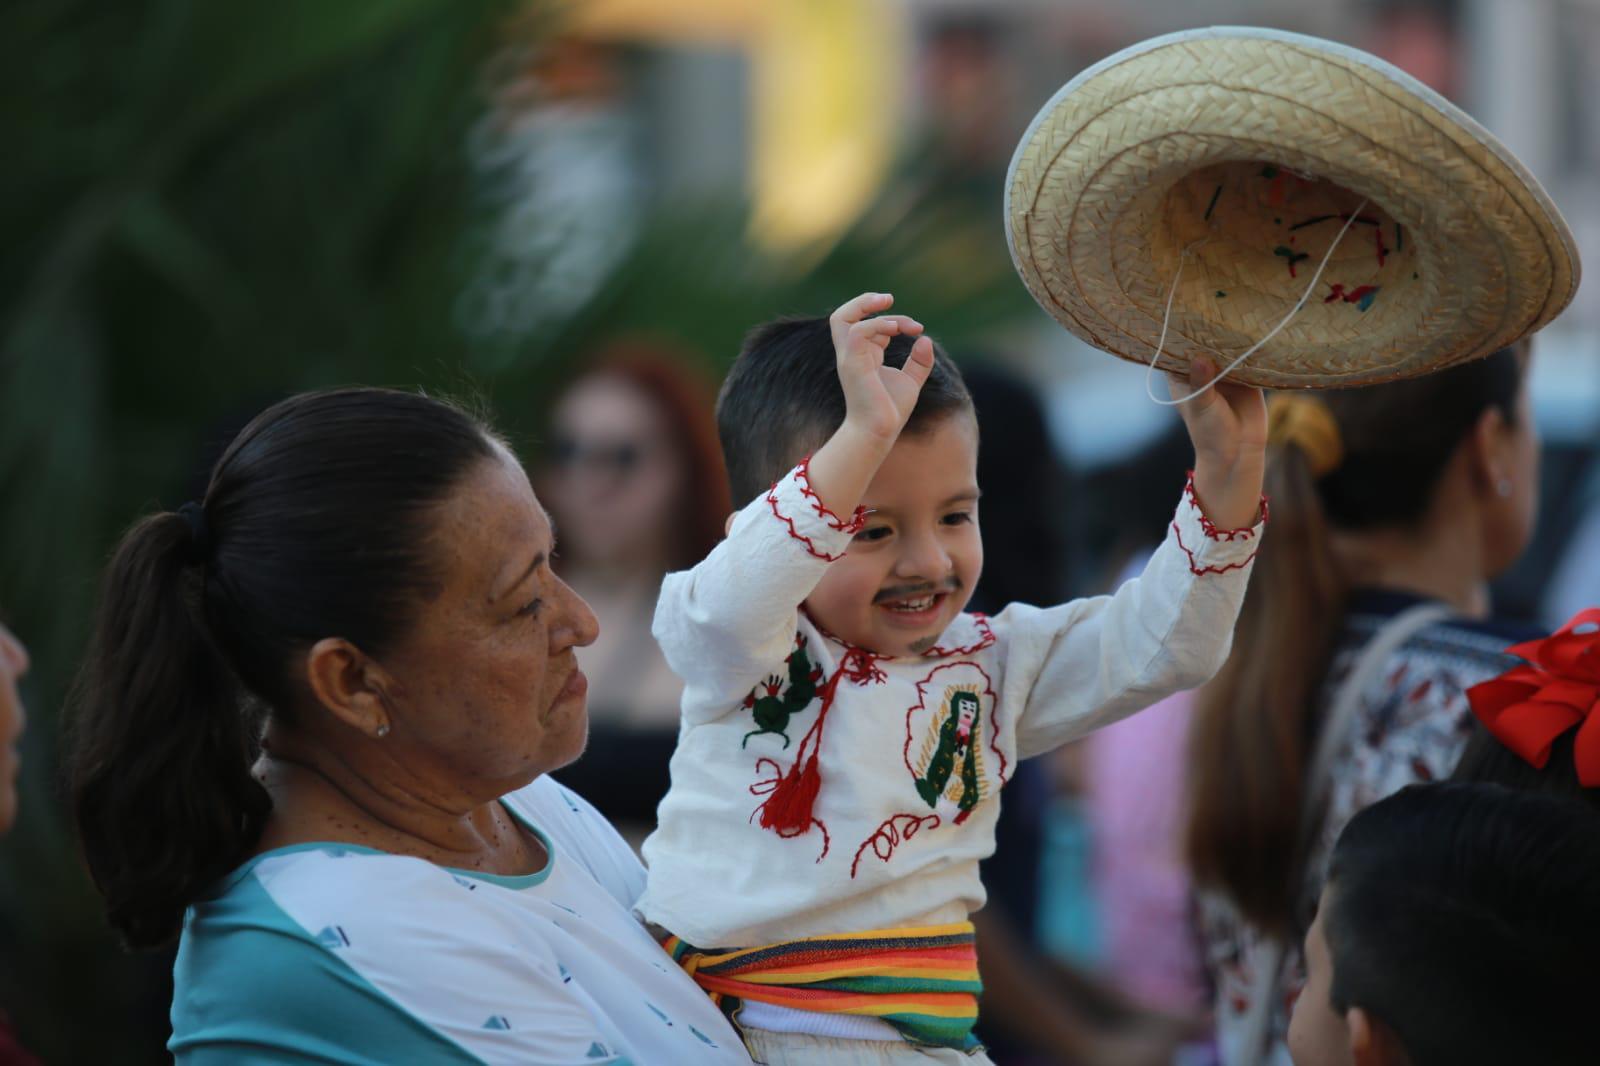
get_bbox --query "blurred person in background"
[1078,424,1214,1030]
[65,388,750,1063]
[0,616,41,1064]
[541,345,730,840]
[1187,343,1542,1065]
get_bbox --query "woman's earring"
[375,723,390,739]
[1497,479,1513,498]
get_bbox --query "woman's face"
[375,449,600,795]
[0,619,30,835]
[544,374,686,570]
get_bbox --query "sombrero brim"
[1005,26,1581,388]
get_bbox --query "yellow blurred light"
[569,0,905,253]
[750,0,903,253]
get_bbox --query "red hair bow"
[1467,608,1600,787]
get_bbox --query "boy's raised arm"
[653,293,933,722]
[1006,358,1269,756]
[804,292,935,518]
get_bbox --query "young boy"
[637,293,1267,1062]
[1289,782,1600,1066]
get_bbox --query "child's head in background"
[717,315,980,656]
[1289,782,1600,1066]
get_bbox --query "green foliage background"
[0,2,1030,1060]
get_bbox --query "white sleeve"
[653,458,862,725]
[1006,479,1263,759]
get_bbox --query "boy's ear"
[1348,1006,1411,1066]
[724,512,737,537]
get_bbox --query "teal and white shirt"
[170,777,750,1065]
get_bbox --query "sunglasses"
[549,436,648,477]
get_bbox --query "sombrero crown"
[1006,27,1580,388]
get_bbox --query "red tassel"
[758,753,823,837]
[749,644,886,851]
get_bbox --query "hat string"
[1146,198,1371,406]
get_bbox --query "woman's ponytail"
[1185,345,1529,937]
[68,509,270,948]
[1186,416,1347,936]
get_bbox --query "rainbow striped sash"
[663,921,982,1050]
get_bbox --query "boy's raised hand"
[830,293,937,442]
[804,293,937,522]
[1168,357,1268,531]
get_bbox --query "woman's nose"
[551,578,601,651]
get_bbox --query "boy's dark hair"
[716,315,974,505]
[1323,782,1600,1066]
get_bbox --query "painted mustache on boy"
[873,577,964,605]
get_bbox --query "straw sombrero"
[1005,27,1580,388]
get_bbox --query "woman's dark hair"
[716,315,973,505]
[67,388,500,948]
[1323,782,1600,1066]
[1187,343,1529,936]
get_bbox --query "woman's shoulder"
[173,847,490,1063]
[1344,589,1540,667]
[182,844,513,964]
[1320,592,1531,801]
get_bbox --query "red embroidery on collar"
[922,614,995,657]
[1182,470,1269,542]
[806,611,992,662]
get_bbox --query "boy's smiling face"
[803,413,982,658]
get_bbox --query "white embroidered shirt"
[637,461,1262,949]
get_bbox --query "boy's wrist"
[836,416,901,454]
[839,406,904,447]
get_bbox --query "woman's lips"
[557,668,588,703]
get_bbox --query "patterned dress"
[1199,590,1539,1065]
[169,777,750,1064]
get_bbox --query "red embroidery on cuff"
[795,455,868,533]
[1183,470,1269,542]
[1172,518,1260,576]
[766,457,868,562]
